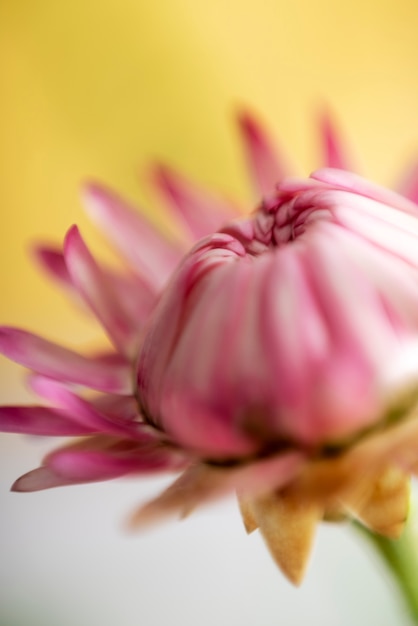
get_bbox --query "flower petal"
[46,449,171,481]
[319,110,354,171]
[395,158,418,205]
[238,112,289,198]
[64,226,140,355]
[33,244,156,325]
[312,168,418,216]
[32,245,74,292]
[82,182,183,289]
[0,405,94,436]
[0,327,131,394]
[12,467,81,492]
[150,164,238,240]
[45,435,185,481]
[28,375,147,439]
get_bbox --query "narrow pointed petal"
[251,492,322,585]
[82,182,183,289]
[0,405,94,436]
[32,245,74,292]
[151,164,239,241]
[64,226,139,354]
[12,440,184,492]
[237,494,258,533]
[395,159,418,204]
[46,449,168,481]
[44,435,184,482]
[28,375,147,439]
[127,452,304,529]
[33,244,156,325]
[12,467,81,492]
[319,110,354,171]
[0,327,131,394]
[238,112,289,198]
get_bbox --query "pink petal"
[325,224,418,330]
[82,182,183,290]
[259,247,330,440]
[33,244,156,325]
[150,164,238,240]
[28,375,147,440]
[64,226,140,355]
[46,448,179,481]
[294,224,398,441]
[238,112,289,198]
[156,257,264,457]
[111,273,156,326]
[31,245,73,291]
[0,327,131,394]
[395,158,418,205]
[319,110,354,170]
[89,393,141,423]
[12,467,81,492]
[312,168,418,216]
[0,405,94,436]
[136,234,247,452]
[13,435,187,492]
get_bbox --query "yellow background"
[1,0,418,341]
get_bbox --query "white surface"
[0,432,415,626]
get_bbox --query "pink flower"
[1,111,418,584]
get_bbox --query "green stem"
[354,495,418,622]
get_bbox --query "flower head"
[2,111,418,584]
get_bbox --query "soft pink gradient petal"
[0,405,94,436]
[64,226,140,355]
[11,467,83,492]
[150,164,239,240]
[312,168,418,216]
[82,182,184,290]
[395,159,418,204]
[0,327,131,394]
[46,447,180,481]
[238,112,289,198]
[27,375,149,440]
[259,246,331,442]
[33,243,156,325]
[31,245,73,291]
[137,233,247,429]
[319,111,354,171]
[292,228,392,441]
[158,259,259,456]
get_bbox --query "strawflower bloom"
[2,112,418,587]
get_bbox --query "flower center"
[222,189,333,256]
[254,192,332,251]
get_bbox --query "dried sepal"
[237,494,258,533]
[343,466,410,539]
[126,452,304,530]
[250,490,322,586]
[288,404,418,506]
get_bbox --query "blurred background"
[1,0,418,624]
